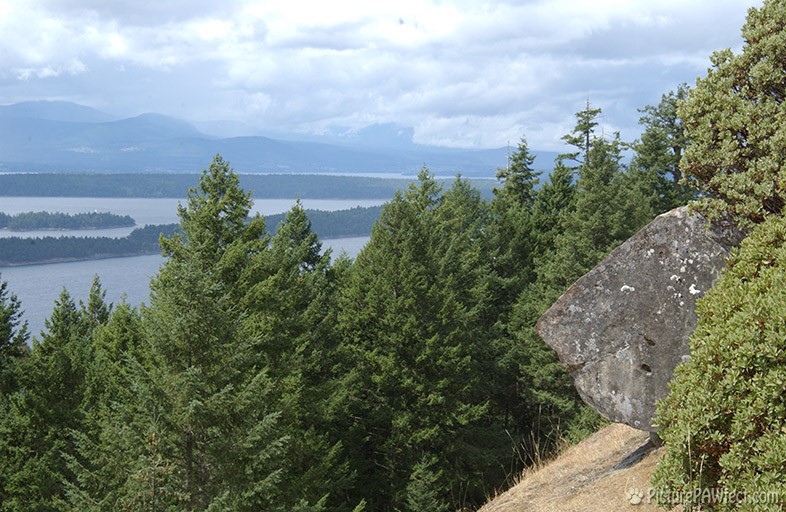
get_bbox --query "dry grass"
[479,423,680,512]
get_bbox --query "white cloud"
[0,0,763,150]
[14,59,86,80]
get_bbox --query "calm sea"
[0,197,377,338]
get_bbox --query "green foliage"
[495,136,540,208]
[63,301,146,511]
[241,201,355,510]
[497,151,604,458]
[561,101,602,165]
[491,137,541,305]
[530,161,576,253]
[338,170,503,510]
[541,107,654,292]
[0,276,28,397]
[0,110,668,511]
[405,456,449,512]
[118,155,307,511]
[0,280,109,511]
[631,84,695,213]
[679,0,786,226]
[653,214,786,511]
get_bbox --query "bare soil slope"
[479,423,679,512]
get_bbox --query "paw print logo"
[626,487,644,505]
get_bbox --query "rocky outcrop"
[535,207,745,431]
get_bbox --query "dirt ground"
[479,423,680,512]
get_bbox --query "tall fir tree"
[241,201,355,511]
[0,283,107,511]
[494,136,540,208]
[530,159,576,257]
[491,137,541,307]
[544,108,654,291]
[105,156,318,511]
[339,170,514,510]
[64,300,147,511]
[0,276,29,509]
[561,100,602,165]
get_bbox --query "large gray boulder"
[535,207,744,432]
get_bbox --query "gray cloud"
[0,0,762,150]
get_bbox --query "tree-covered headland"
[0,211,135,231]
[0,224,179,266]
[0,83,692,511]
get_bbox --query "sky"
[0,0,762,151]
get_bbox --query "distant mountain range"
[0,101,559,176]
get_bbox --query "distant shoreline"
[0,173,498,199]
[0,250,162,268]
[0,234,369,267]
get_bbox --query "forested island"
[0,206,382,265]
[0,224,177,266]
[0,211,135,231]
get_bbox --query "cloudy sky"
[0,0,760,150]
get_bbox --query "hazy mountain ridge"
[0,101,559,176]
[0,100,117,123]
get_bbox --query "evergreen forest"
[0,93,690,511]
[5,2,786,510]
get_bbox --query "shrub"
[652,214,786,510]
[680,0,786,227]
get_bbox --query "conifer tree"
[0,276,28,509]
[405,456,449,512]
[109,156,316,510]
[339,169,510,510]
[494,156,590,454]
[494,136,540,208]
[491,137,541,307]
[241,201,354,510]
[545,109,653,291]
[631,84,694,213]
[561,101,602,165]
[0,276,28,398]
[530,160,576,256]
[62,297,155,511]
[0,286,103,511]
